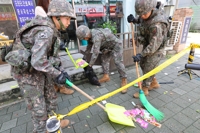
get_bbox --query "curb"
[0,66,103,107]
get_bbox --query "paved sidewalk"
[1,52,200,133]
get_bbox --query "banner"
[12,0,35,27]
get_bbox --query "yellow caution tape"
[83,43,200,104]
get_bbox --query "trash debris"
[131,101,136,106]
[87,115,90,118]
[85,124,88,127]
[176,67,180,69]
[196,110,200,113]
[188,99,191,102]
[134,83,138,87]
[164,91,168,94]
[164,73,168,75]
[124,107,162,128]
[102,100,107,104]
[111,72,115,75]
[91,95,95,98]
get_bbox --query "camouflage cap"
[135,0,157,16]
[76,25,90,40]
[47,0,76,19]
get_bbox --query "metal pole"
[175,0,179,9]
[71,0,80,51]
[173,0,179,14]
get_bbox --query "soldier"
[35,0,74,95]
[10,0,76,132]
[127,0,169,98]
[76,26,128,93]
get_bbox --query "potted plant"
[99,21,117,34]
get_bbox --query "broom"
[130,23,164,121]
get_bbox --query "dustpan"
[65,79,135,127]
[105,103,135,126]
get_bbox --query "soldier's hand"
[56,71,71,84]
[127,14,137,23]
[84,65,93,74]
[132,53,142,62]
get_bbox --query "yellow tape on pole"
[83,44,197,104]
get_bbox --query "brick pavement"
[0,54,200,133]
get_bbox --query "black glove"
[84,65,93,75]
[127,14,137,24]
[56,71,71,84]
[132,54,142,62]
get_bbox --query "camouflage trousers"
[140,51,164,87]
[18,74,57,133]
[101,43,127,78]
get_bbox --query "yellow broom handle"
[130,23,142,89]
[65,48,79,68]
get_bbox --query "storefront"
[0,0,18,39]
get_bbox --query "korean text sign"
[180,17,191,44]
[12,0,35,28]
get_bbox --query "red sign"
[75,5,104,13]
[0,12,16,21]
[110,6,116,13]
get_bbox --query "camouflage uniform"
[135,0,169,87]
[11,0,76,132]
[78,27,127,78]
[12,15,60,133]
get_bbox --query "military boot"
[121,78,127,94]
[133,86,149,98]
[148,78,160,91]
[98,74,110,83]
[59,86,74,95]
[54,84,60,92]
[60,119,70,128]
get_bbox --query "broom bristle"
[139,90,164,121]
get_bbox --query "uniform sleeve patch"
[38,32,48,39]
[150,27,157,35]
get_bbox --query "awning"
[86,13,106,18]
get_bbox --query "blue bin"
[81,40,88,46]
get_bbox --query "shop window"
[0,7,4,12]
[62,20,78,51]
[5,6,10,12]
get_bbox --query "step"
[0,53,103,105]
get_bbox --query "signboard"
[75,5,104,15]
[0,0,12,4]
[180,17,191,44]
[12,0,35,27]
[0,12,16,21]
[109,6,116,13]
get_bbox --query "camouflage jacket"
[138,9,169,57]
[12,16,61,83]
[89,28,121,65]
